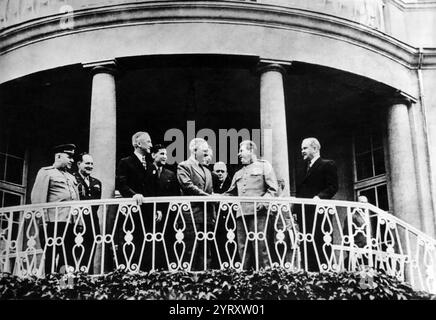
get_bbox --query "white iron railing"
[1,196,435,293]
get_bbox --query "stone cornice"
[387,0,436,10]
[0,1,435,70]
[83,59,118,75]
[420,48,436,69]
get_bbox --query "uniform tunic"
[31,166,79,223]
[225,159,278,217]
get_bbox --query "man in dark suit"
[147,144,180,270]
[212,161,232,194]
[74,152,102,273]
[177,138,214,270]
[211,161,233,267]
[116,131,154,271]
[296,137,338,272]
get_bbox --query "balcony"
[1,196,435,294]
[0,0,385,31]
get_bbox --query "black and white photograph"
[1,0,436,309]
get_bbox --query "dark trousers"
[295,204,332,272]
[236,215,269,270]
[39,222,75,275]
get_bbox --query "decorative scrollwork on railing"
[0,196,436,294]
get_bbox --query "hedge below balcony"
[1,268,435,300]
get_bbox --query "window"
[0,138,27,208]
[353,124,389,211]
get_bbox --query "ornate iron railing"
[1,196,435,293]
[0,0,385,31]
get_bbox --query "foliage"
[1,268,435,300]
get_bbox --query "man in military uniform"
[31,144,80,274]
[224,140,278,269]
[74,152,102,273]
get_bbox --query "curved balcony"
[0,0,384,31]
[1,196,435,294]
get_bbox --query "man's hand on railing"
[132,194,144,205]
[256,202,269,212]
[155,210,163,222]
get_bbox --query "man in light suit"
[224,140,278,269]
[177,138,214,270]
[296,137,338,272]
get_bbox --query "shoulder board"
[41,166,55,170]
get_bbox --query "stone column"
[86,61,117,199]
[386,93,420,229]
[84,60,117,274]
[259,61,291,196]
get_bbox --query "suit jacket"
[177,157,213,196]
[177,157,214,226]
[212,173,232,194]
[116,154,152,197]
[147,165,180,197]
[296,157,338,199]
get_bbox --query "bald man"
[296,137,338,272]
[212,162,232,194]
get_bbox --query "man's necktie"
[157,167,162,178]
[141,156,147,169]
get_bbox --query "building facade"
[1,0,436,240]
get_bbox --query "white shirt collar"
[79,172,89,181]
[134,150,145,162]
[189,154,200,166]
[310,155,320,167]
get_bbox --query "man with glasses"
[31,143,80,275]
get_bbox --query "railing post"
[100,203,107,275]
[4,210,14,273]
[152,201,156,272]
[364,206,373,270]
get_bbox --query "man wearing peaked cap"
[52,143,76,156]
[31,143,80,275]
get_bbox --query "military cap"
[53,143,76,156]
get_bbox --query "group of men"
[31,131,338,274]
